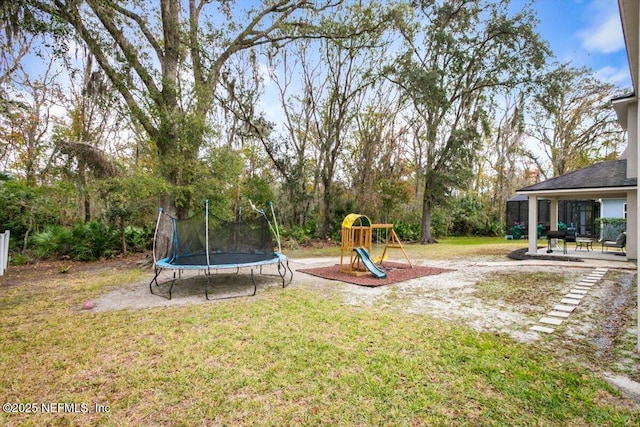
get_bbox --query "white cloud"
[594,65,631,85]
[577,3,625,54]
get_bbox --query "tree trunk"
[78,163,90,222]
[420,179,436,244]
[154,194,179,259]
[320,176,333,239]
[120,217,127,255]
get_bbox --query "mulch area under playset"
[298,261,453,287]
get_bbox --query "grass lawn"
[288,236,533,260]
[1,246,639,426]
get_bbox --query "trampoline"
[149,200,293,300]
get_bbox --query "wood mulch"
[298,261,453,287]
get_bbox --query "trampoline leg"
[250,269,257,296]
[287,259,293,284]
[149,266,163,294]
[277,261,286,287]
[277,259,293,287]
[168,272,177,300]
[205,272,212,300]
[149,267,178,300]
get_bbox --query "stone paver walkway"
[530,267,608,334]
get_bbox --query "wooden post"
[371,224,412,267]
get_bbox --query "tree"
[54,49,127,221]
[526,64,626,178]
[348,81,411,222]
[484,90,527,232]
[0,56,64,186]
[312,9,385,238]
[0,19,33,114]
[0,0,349,256]
[10,1,339,212]
[389,0,549,243]
[257,1,394,236]
[262,39,322,227]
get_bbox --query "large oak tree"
[6,1,340,220]
[389,0,549,243]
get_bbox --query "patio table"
[575,237,594,251]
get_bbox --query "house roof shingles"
[517,159,637,192]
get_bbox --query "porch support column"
[527,195,538,254]
[628,190,637,260]
[632,94,640,352]
[549,198,558,230]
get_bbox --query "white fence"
[0,230,9,276]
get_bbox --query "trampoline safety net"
[150,200,292,300]
[169,212,276,266]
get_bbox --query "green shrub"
[596,217,626,241]
[124,225,152,252]
[449,196,494,236]
[32,225,73,259]
[69,221,118,260]
[31,221,121,261]
[282,220,317,243]
[429,206,450,238]
[0,179,73,252]
[393,221,421,242]
[9,251,33,266]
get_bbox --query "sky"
[520,0,631,90]
[11,0,634,132]
[507,0,631,171]
[15,0,632,93]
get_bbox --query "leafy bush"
[124,225,152,252]
[448,196,498,237]
[282,220,317,243]
[9,251,33,266]
[596,217,626,241]
[393,221,421,242]
[97,174,166,229]
[243,176,275,209]
[0,179,74,252]
[69,221,118,261]
[31,221,120,261]
[32,225,73,259]
[429,208,450,239]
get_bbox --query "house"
[506,195,601,237]
[516,0,640,259]
[515,160,635,248]
[517,0,638,350]
[601,198,628,220]
[615,0,639,351]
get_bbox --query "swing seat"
[372,255,388,263]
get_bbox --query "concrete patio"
[530,239,632,264]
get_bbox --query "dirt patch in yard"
[0,253,150,291]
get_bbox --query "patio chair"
[602,232,626,253]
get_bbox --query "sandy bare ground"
[95,256,632,343]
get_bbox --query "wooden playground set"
[339,213,412,279]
